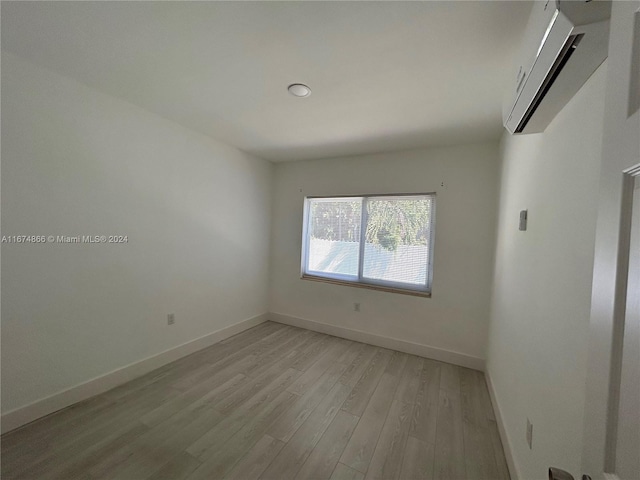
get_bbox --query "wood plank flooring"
[1,321,510,480]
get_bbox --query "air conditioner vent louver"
[515,33,584,133]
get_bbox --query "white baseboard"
[484,370,520,480]
[268,312,485,371]
[1,313,269,434]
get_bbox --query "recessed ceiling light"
[288,83,311,98]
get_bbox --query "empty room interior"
[1,1,639,480]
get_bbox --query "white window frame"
[301,193,436,296]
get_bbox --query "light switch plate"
[519,210,528,231]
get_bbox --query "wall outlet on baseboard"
[526,417,533,449]
[167,313,175,325]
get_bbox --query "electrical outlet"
[354,302,361,312]
[526,418,533,449]
[167,313,175,325]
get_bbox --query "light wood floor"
[1,321,510,480]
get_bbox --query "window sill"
[301,274,431,298]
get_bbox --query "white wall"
[269,142,500,367]
[1,52,273,414]
[486,64,607,479]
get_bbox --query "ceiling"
[1,1,532,162]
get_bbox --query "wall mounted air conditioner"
[504,0,611,135]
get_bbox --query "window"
[301,194,435,295]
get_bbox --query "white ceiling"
[1,1,532,162]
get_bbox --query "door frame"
[581,2,640,479]
[603,165,639,479]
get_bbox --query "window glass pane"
[307,198,362,277]
[362,196,432,286]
